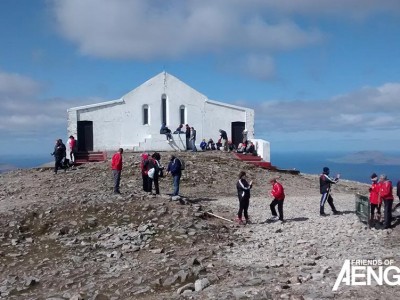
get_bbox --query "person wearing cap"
[379,174,394,229]
[269,178,285,222]
[236,171,253,225]
[319,167,340,216]
[369,173,382,225]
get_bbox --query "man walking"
[167,155,182,196]
[111,148,123,194]
[379,174,394,229]
[269,178,285,222]
[319,167,340,216]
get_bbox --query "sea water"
[272,151,400,184]
[1,151,400,184]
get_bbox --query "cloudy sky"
[1,0,400,155]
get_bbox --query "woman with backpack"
[148,152,162,195]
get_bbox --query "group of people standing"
[235,166,398,229]
[369,173,398,229]
[111,151,184,197]
[161,123,237,153]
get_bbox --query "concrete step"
[233,153,263,161]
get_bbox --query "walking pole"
[205,211,234,223]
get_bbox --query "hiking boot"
[245,219,252,224]
[320,213,329,217]
[332,211,341,215]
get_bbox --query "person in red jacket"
[369,173,381,225]
[269,178,285,222]
[140,153,150,192]
[111,148,123,194]
[379,174,394,229]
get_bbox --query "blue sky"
[1,0,400,156]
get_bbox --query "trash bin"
[355,193,370,227]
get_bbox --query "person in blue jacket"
[167,155,182,196]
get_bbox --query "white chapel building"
[67,72,270,161]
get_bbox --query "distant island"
[328,151,400,165]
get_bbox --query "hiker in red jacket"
[111,148,123,194]
[369,173,381,225]
[269,178,285,222]
[379,174,394,229]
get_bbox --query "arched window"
[180,105,186,125]
[143,104,149,125]
[161,94,167,125]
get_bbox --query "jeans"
[112,170,121,193]
[191,139,197,152]
[173,175,181,196]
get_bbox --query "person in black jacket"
[185,124,191,151]
[219,129,228,151]
[236,171,253,225]
[51,139,66,174]
[167,155,182,196]
[319,167,340,216]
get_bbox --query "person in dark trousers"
[236,171,253,225]
[369,173,382,226]
[167,155,182,196]
[185,124,191,151]
[219,129,228,151]
[160,123,172,141]
[379,174,394,229]
[146,153,160,195]
[269,178,285,222]
[51,139,66,174]
[319,167,340,216]
[140,153,150,192]
[111,148,123,194]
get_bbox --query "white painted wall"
[67,72,268,160]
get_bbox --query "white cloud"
[0,71,99,137]
[255,82,400,132]
[0,71,43,97]
[49,0,324,79]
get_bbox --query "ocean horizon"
[1,151,400,184]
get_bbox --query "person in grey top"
[190,127,197,152]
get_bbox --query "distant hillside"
[328,151,400,165]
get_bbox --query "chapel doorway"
[77,121,93,151]
[231,121,245,147]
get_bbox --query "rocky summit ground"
[0,151,399,300]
